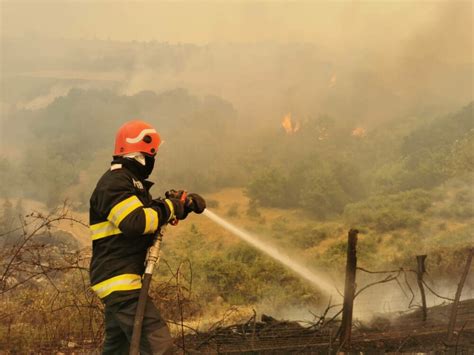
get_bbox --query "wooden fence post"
[447,248,473,343]
[416,255,428,321]
[340,228,359,347]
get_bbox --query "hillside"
[151,179,473,320]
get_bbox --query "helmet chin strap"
[123,152,146,166]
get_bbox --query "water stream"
[203,209,337,297]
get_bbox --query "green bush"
[246,159,365,217]
[246,168,291,208]
[271,217,289,232]
[318,240,347,269]
[344,189,431,232]
[373,210,422,232]
[226,203,240,217]
[246,199,262,218]
[290,226,329,249]
[451,205,474,219]
[298,165,350,217]
[206,199,220,208]
[202,255,256,303]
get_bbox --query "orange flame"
[351,127,366,138]
[281,113,300,134]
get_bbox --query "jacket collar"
[111,156,154,190]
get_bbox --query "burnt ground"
[182,299,474,354]
[15,300,473,354]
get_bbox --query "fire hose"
[129,191,187,355]
[129,226,164,355]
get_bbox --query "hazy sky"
[2,1,471,59]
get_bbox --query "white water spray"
[203,209,337,297]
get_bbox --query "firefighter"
[89,120,206,354]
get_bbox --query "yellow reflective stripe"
[90,221,122,241]
[107,196,143,226]
[91,274,142,299]
[165,199,175,222]
[143,208,159,234]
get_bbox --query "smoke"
[116,1,472,126]
[17,84,72,110]
[381,1,473,116]
[2,2,471,124]
[254,273,474,323]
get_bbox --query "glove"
[165,190,206,216]
[149,197,186,226]
[168,198,188,220]
[185,193,206,214]
[165,190,190,221]
[165,189,186,200]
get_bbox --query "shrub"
[247,160,365,217]
[206,199,220,208]
[373,210,422,232]
[271,218,289,234]
[227,203,240,217]
[246,168,291,208]
[291,226,329,249]
[451,205,474,219]
[344,189,431,232]
[246,199,262,219]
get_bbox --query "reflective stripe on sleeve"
[90,221,121,241]
[107,195,143,226]
[165,199,175,222]
[91,274,142,299]
[143,208,159,234]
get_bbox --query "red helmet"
[114,120,161,156]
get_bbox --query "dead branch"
[422,279,455,302]
[355,272,400,298]
[357,266,403,274]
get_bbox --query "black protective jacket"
[89,157,175,305]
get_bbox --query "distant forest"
[1,83,472,216]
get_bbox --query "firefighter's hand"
[164,189,206,218]
[168,198,188,220]
[165,189,186,200]
[185,193,206,214]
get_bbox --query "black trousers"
[103,297,174,355]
